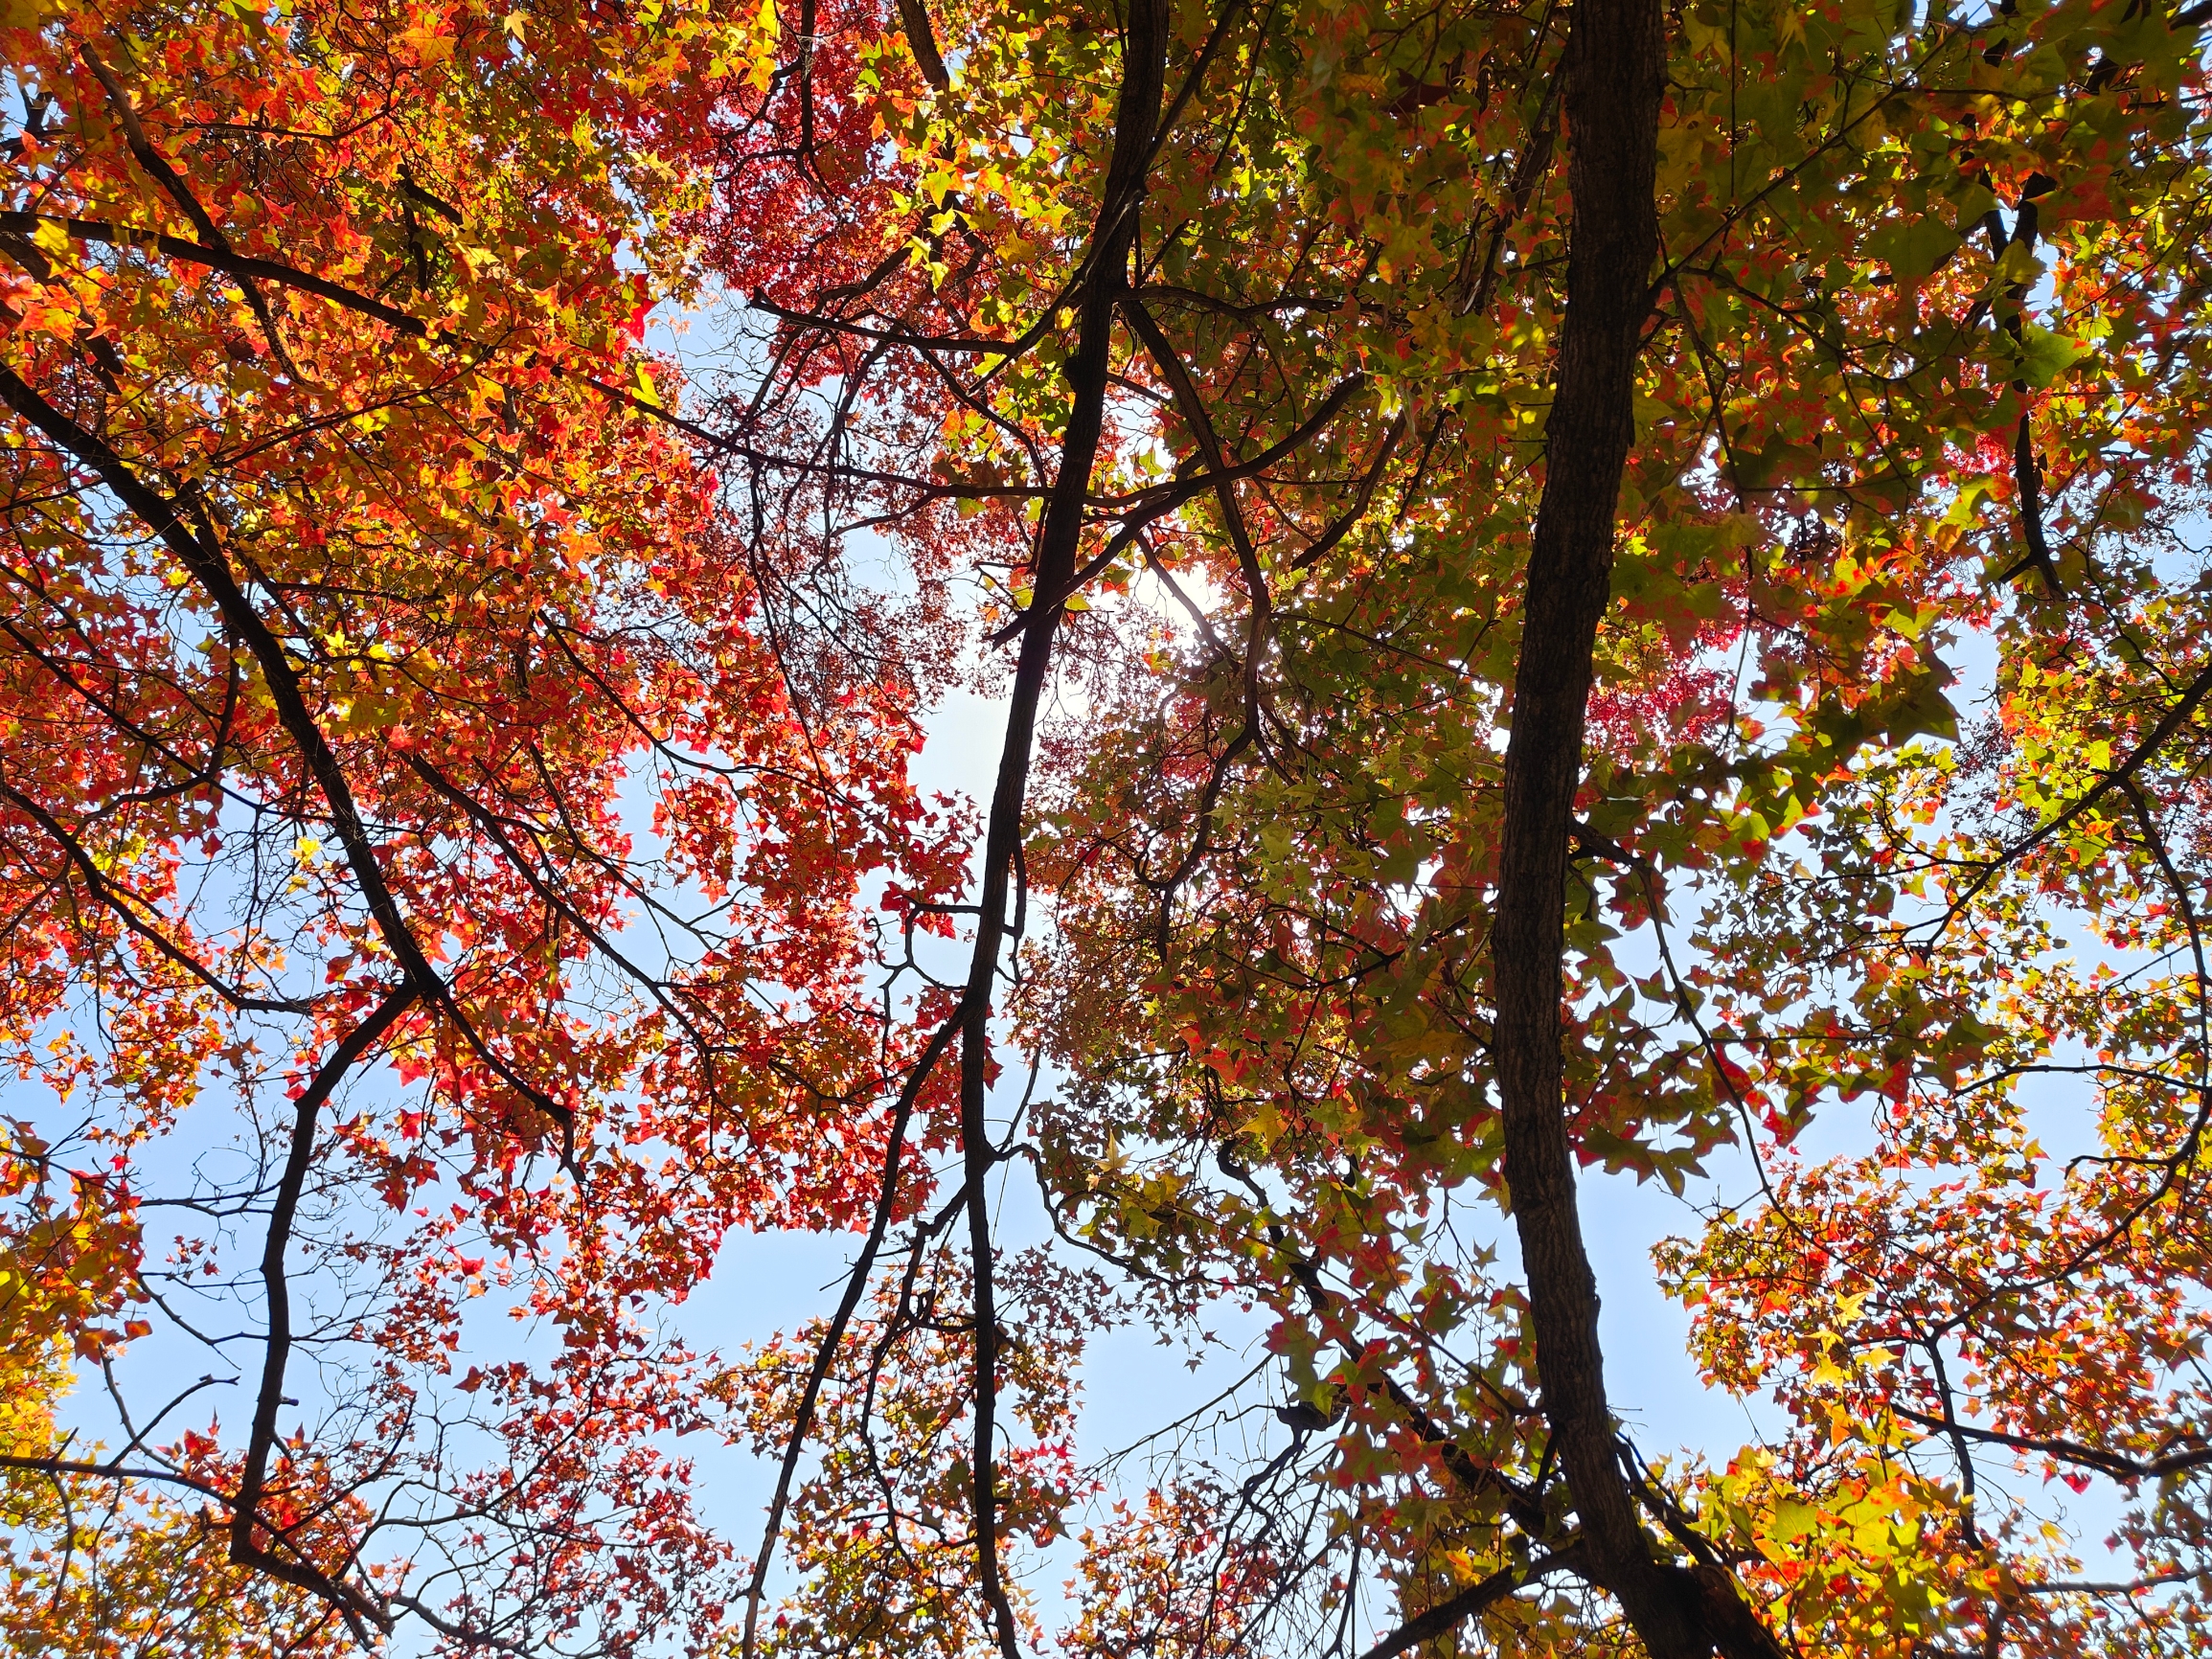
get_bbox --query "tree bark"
[1490,3,1738,1655]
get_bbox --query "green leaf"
[2017,325,2092,388]
[1867,216,1962,283]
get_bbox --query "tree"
[1023,0,2212,1652]
[0,0,963,1648]
[7,0,2212,1655]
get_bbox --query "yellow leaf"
[404,23,457,62]
[1768,1498,1819,1544]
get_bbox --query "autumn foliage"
[5,0,2212,1654]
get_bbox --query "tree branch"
[739,1008,966,1659]
[79,45,310,384]
[1892,1406,2212,1483]
[228,985,419,1617]
[1358,1544,1586,1659]
[946,5,1169,1651]
[892,0,950,90]
[0,778,315,1013]
[0,361,580,1170]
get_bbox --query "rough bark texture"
[1490,2,1723,1655]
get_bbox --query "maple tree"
[0,0,966,1648]
[9,0,2212,1652]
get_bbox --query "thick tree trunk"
[1490,3,1731,1656]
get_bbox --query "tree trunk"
[1490,2,1724,1654]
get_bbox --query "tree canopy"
[4,0,2212,1653]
